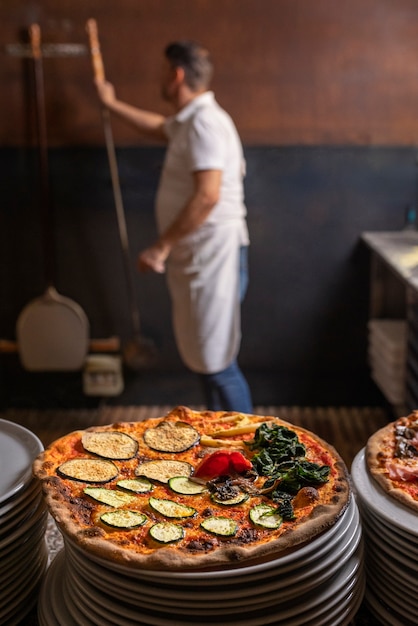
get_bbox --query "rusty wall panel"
[2,0,418,146]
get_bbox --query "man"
[95,40,252,412]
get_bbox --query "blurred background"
[1,0,418,409]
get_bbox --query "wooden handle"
[29,23,41,59]
[0,337,121,354]
[86,18,105,82]
[89,336,121,352]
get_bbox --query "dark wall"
[1,145,415,407]
[2,0,418,146]
[2,0,418,408]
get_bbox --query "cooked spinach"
[248,423,306,460]
[269,491,295,520]
[248,423,331,520]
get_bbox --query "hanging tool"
[16,23,90,371]
[86,18,157,370]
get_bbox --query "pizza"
[33,406,350,571]
[366,411,418,512]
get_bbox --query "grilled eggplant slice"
[81,431,138,460]
[57,458,118,483]
[143,421,200,453]
[211,491,249,506]
[135,460,193,484]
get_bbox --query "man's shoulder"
[191,99,236,134]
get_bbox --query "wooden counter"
[362,231,418,413]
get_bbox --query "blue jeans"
[198,247,253,412]
[199,359,253,412]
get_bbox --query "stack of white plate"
[0,418,49,626]
[351,449,417,626]
[367,319,407,405]
[38,495,364,626]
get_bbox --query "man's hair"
[164,41,213,91]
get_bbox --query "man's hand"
[137,170,222,274]
[95,79,116,108]
[137,241,171,274]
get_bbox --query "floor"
[0,351,388,411]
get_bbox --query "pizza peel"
[86,18,157,370]
[16,24,89,371]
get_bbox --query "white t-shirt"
[155,91,249,374]
[156,91,249,245]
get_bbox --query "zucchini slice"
[100,509,147,529]
[135,460,192,484]
[149,522,184,543]
[81,430,138,460]
[57,458,118,483]
[250,504,283,529]
[149,497,196,519]
[84,487,136,507]
[200,516,238,537]
[168,476,207,495]
[143,421,200,453]
[211,491,249,506]
[117,478,153,493]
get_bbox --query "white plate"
[0,477,41,521]
[365,549,416,596]
[63,553,363,626]
[361,515,418,573]
[261,558,362,626]
[65,514,362,612]
[37,552,66,626]
[365,588,413,626]
[0,511,47,564]
[359,504,418,559]
[67,525,361,616]
[0,547,48,622]
[303,575,365,626]
[364,553,416,607]
[0,536,47,587]
[0,499,47,551]
[102,555,361,626]
[292,567,363,626]
[64,509,360,609]
[351,448,418,536]
[2,591,39,626]
[0,419,43,504]
[39,548,364,626]
[367,568,418,623]
[0,487,43,539]
[0,539,48,601]
[360,500,418,548]
[62,525,362,615]
[62,575,97,626]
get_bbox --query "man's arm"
[137,169,222,273]
[95,80,167,142]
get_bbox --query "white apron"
[166,222,242,374]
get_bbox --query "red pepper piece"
[228,451,253,473]
[194,450,252,479]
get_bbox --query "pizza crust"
[33,407,351,571]
[366,416,418,513]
